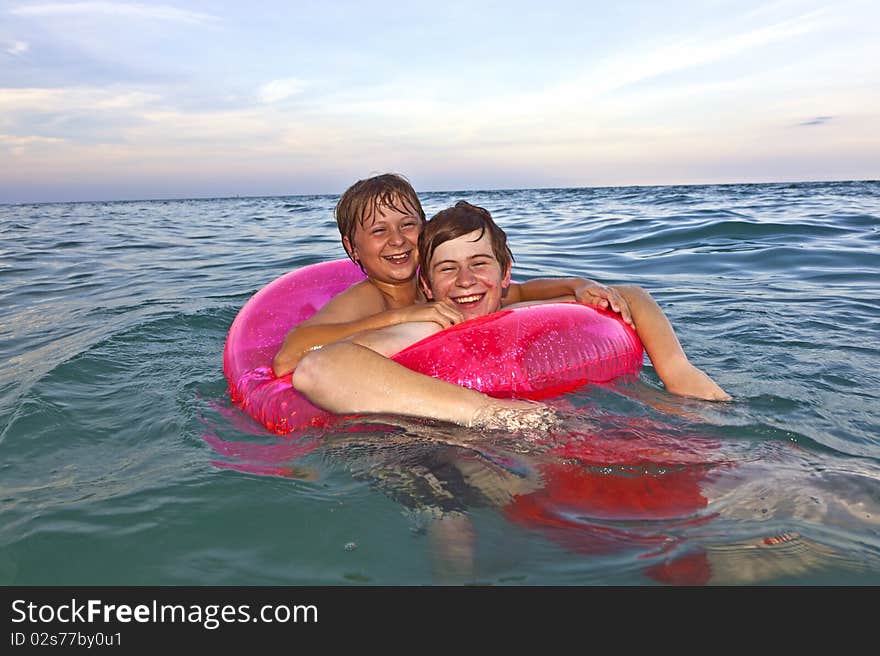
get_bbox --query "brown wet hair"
[418,200,513,287]
[335,173,426,271]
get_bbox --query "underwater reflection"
[203,410,879,585]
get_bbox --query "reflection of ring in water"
[203,416,871,584]
[501,423,724,575]
[316,421,727,584]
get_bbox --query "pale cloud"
[257,78,307,104]
[137,109,276,141]
[635,9,827,85]
[311,8,836,151]
[527,8,830,117]
[0,133,65,158]
[11,2,218,25]
[798,116,834,127]
[0,87,160,112]
[0,133,65,146]
[0,87,164,151]
[0,85,318,151]
[5,40,29,56]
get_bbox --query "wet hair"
[335,173,426,271]
[418,201,514,287]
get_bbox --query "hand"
[396,300,464,329]
[574,282,634,328]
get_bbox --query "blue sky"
[1,0,878,202]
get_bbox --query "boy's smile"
[425,229,511,321]
[344,199,421,284]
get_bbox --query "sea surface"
[1,180,879,585]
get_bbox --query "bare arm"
[613,285,730,401]
[347,321,442,357]
[272,283,463,376]
[292,341,512,427]
[507,278,633,326]
[510,281,727,399]
[292,321,555,432]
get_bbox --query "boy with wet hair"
[273,173,463,376]
[335,173,426,272]
[418,200,513,282]
[417,201,728,400]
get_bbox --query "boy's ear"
[342,236,357,261]
[502,263,512,288]
[420,274,434,300]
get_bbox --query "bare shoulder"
[349,322,441,357]
[501,282,525,306]
[300,280,387,326]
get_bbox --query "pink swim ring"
[223,259,644,434]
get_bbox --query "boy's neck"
[371,277,424,308]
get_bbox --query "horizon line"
[2,177,878,207]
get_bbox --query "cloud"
[11,2,218,25]
[0,87,159,112]
[573,8,830,101]
[312,7,837,152]
[0,133,66,158]
[798,116,834,126]
[0,131,64,146]
[257,78,307,104]
[0,133,65,146]
[5,40,29,56]
[0,87,163,148]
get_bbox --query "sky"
[1,0,878,203]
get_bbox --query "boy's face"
[423,229,511,321]
[343,196,422,284]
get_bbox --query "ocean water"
[1,180,879,585]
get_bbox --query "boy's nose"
[388,228,406,246]
[455,268,476,287]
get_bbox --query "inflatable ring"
[224,259,644,434]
